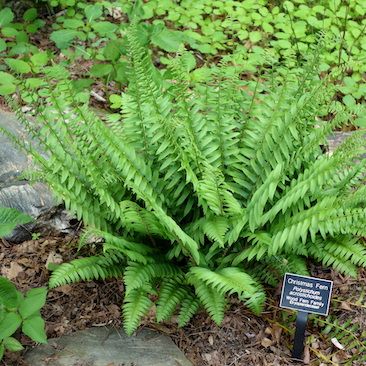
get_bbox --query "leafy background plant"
[0,0,365,125]
[0,207,47,360]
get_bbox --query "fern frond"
[261,157,334,225]
[314,316,366,363]
[156,279,190,322]
[248,255,309,287]
[118,201,168,238]
[193,279,226,325]
[122,286,153,336]
[247,164,283,231]
[89,230,155,256]
[177,294,200,327]
[123,262,184,294]
[308,236,366,276]
[268,196,366,255]
[202,216,230,247]
[188,267,263,302]
[49,252,125,288]
[244,289,266,315]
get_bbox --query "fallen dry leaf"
[303,345,310,364]
[311,338,320,349]
[202,352,212,362]
[2,262,24,279]
[273,324,282,344]
[340,301,352,311]
[264,326,272,335]
[331,353,341,363]
[261,337,273,348]
[53,285,73,294]
[45,251,63,268]
[331,337,345,350]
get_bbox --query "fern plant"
[0,207,32,238]
[312,315,366,364]
[2,23,366,335]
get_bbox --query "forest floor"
[1,233,365,366]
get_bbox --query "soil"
[0,233,365,366]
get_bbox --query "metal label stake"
[292,311,308,360]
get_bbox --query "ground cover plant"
[0,0,365,124]
[0,207,47,360]
[2,22,366,340]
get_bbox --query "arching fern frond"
[123,262,184,294]
[188,267,264,305]
[156,279,191,322]
[308,236,366,277]
[122,286,153,336]
[193,279,226,325]
[49,252,125,288]
[177,294,200,328]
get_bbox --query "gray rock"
[327,131,354,153]
[0,111,75,242]
[327,131,366,159]
[25,327,193,366]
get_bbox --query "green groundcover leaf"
[85,4,103,23]
[92,21,118,36]
[50,29,78,49]
[23,8,38,22]
[22,315,47,344]
[0,8,14,27]
[30,52,49,67]
[0,39,6,52]
[3,337,24,352]
[19,288,47,319]
[0,276,20,308]
[4,59,31,74]
[151,28,184,52]
[0,313,22,341]
[90,63,113,77]
[0,84,16,96]
[103,40,123,61]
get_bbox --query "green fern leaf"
[122,287,153,335]
[177,295,200,328]
[188,266,262,301]
[193,279,226,325]
[202,216,230,247]
[156,279,190,322]
[49,253,124,288]
[124,262,184,294]
[0,207,32,238]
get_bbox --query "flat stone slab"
[25,327,193,366]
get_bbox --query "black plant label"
[280,273,333,316]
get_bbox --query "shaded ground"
[1,234,365,366]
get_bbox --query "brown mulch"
[0,234,365,366]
